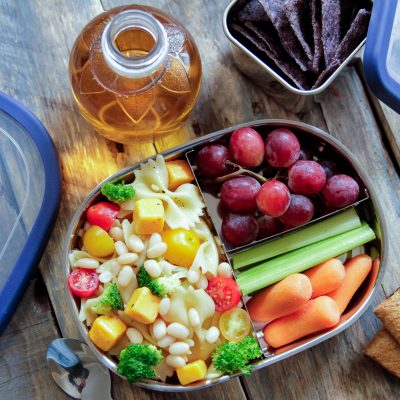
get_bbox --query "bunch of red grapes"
[196,127,360,247]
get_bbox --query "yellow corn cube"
[176,360,207,385]
[124,287,160,324]
[166,160,194,191]
[88,315,127,352]
[134,198,164,235]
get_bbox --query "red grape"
[257,215,284,239]
[197,144,230,177]
[279,194,315,227]
[298,147,313,161]
[322,174,360,208]
[320,160,338,179]
[265,129,301,167]
[229,127,264,168]
[220,176,261,212]
[222,213,258,246]
[256,179,291,217]
[288,160,326,195]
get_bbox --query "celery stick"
[237,223,375,295]
[233,208,361,269]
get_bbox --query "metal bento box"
[64,119,386,391]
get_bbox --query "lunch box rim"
[64,119,387,392]
[222,0,367,96]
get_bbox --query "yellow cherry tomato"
[162,228,200,268]
[219,308,251,342]
[83,226,115,257]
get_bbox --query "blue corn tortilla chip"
[312,8,370,89]
[230,22,311,89]
[237,0,268,21]
[321,0,341,65]
[259,0,313,72]
[284,0,314,65]
[311,0,325,73]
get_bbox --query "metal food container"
[64,120,386,392]
[222,1,370,111]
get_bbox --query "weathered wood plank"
[0,278,64,400]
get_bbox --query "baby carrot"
[247,273,312,323]
[304,259,345,298]
[327,254,372,313]
[263,296,340,348]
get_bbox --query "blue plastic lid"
[364,0,400,113]
[0,92,61,334]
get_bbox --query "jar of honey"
[69,5,202,143]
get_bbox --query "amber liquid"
[69,6,202,143]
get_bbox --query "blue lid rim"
[364,0,400,113]
[0,92,61,334]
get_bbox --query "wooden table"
[1,1,400,399]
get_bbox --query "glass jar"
[69,5,202,144]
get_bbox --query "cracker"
[311,0,324,73]
[364,328,400,379]
[230,22,310,89]
[259,0,311,72]
[284,0,313,65]
[321,0,341,65]
[335,9,371,63]
[374,289,400,344]
[237,0,268,22]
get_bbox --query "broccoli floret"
[212,336,262,376]
[89,283,123,315]
[137,266,181,298]
[101,180,135,203]
[117,344,163,383]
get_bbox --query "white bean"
[75,258,99,269]
[99,270,113,283]
[147,243,167,259]
[218,262,233,278]
[117,253,138,265]
[206,327,220,344]
[117,266,134,287]
[188,308,200,328]
[149,233,162,248]
[197,274,208,290]
[157,335,175,348]
[126,327,143,344]
[112,219,121,228]
[109,226,124,241]
[151,184,161,192]
[115,241,128,256]
[159,297,170,316]
[187,269,199,284]
[152,319,167,340]
[169,342,190,355]
[144,260,161,278]
[183,338,195,347]
[159,260,173,275]
[167,322,190,339]
[165,355,186,368]
[83,221,92,231]
[109,260,121,276]
[127,234,144,253]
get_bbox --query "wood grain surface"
[0,0,399,399]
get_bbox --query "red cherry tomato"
[68,268,99,298]
[206,276,241,312]
[86,201,120,231]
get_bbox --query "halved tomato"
[68,268,99,298]
[206,276,241,312]
[219,307,251,342]
[86,201,120,232]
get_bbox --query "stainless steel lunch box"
[222,1,368,111]
[64,119,387,392]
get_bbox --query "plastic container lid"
[364,0,400,113]
[0,92,60,334]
